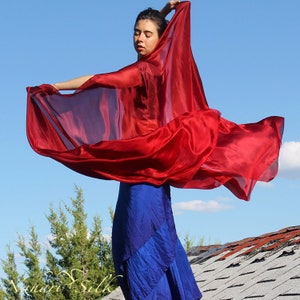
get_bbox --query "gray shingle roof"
[102,225,300,299]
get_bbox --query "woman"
[26,1,283,299]
[109,4,202,300]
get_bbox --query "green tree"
[17,227,45,299]
[0,246,21,300]
[0,187,117,299]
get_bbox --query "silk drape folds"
[26,2,284,200]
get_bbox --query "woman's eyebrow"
[134,28,154,35]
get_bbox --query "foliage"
[183,233,194,252]
[183,234,206,251]
[0,187,117,299]
[0,246,21,300]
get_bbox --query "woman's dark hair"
[135,8,168,37]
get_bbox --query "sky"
[1,0,299,268]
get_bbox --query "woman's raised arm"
[160,0,180,18]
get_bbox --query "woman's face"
[133,19,160,58]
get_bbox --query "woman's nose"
[137,34,145,42]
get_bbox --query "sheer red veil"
[26,2,284,200]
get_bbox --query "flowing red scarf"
[26,2,284,200]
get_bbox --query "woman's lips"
[136,45,144,51]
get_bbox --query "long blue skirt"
[112,183,202,299]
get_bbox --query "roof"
[102,225,300,299]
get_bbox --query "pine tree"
[17,227,45,299]
[45,187,116,299]
[0,246,21,300]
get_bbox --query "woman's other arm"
[53,75,94,90]
[52,64,143,91]
[160,0,180,18]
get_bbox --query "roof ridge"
[188,225,300,260]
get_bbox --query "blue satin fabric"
[112,183,202,299]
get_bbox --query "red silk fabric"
[26,2,284,200]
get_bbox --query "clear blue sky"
[1,0,299,266]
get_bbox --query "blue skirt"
[112,183,202,299]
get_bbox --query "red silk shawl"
[26,2,284,200]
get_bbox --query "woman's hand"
[169,0,180,10]
[160,0,180,18]
[52,84,60,90]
